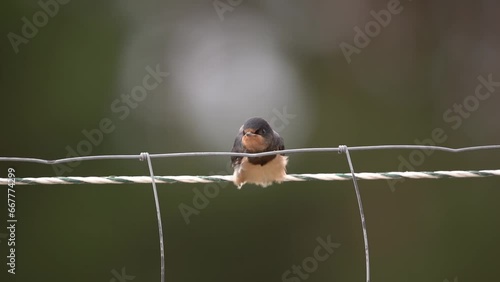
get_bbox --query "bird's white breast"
[233,155,288,188]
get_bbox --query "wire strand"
[339,145,370,282]
[1,170,499,185]
[141,153,165,282]
[1,144,499,165]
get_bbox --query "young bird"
[231,117,288,188]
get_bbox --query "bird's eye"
[259,129,266,134]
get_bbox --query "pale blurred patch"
[163,11,315,150]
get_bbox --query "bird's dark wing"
[273,131,285,151]
[231,132,244,167]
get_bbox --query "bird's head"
[240,117,274,152]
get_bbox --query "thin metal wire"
[141,153,165,282]
[1,144,499,165]
[339,145,370,282]
[1,169,499,185]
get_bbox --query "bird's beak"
[245,132,256,137]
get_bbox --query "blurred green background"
[1,0,499,281]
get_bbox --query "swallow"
[231,117,288,188]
